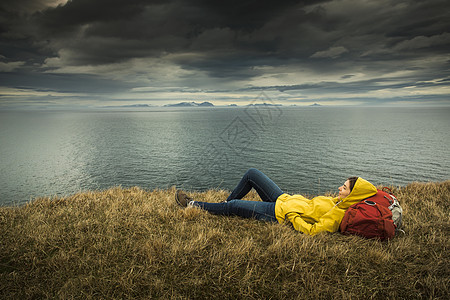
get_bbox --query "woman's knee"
[245,168,260,177]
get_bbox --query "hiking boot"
[175,190,193,207]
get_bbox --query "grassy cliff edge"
[1,181,449,299]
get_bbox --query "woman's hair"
[347,176,359,192]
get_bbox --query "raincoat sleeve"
[285,207,344,235]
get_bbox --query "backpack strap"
[382,187,393,194]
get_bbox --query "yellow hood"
[337,177,378,209]
[275,177,377,235]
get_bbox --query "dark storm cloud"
[0,0,449,107]
[25,0,319,65]
[3,0,335,64]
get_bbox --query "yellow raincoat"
[275,177,377,235]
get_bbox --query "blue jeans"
[192,168,284,222]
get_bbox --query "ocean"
[0,106,449,206]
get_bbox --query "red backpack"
[340,188,403,241]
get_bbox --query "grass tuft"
[1,181,449,299]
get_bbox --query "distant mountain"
[102,104,153,108]
[246,103,282,107]
[310,103,322,107]
[164,101,214,107]
[120,104,152,108]
[198,101,214,107]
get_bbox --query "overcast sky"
[1,0,449,109]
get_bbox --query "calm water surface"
[0,106,449,205]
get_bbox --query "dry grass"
[0,181,449,299]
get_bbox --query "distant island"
[164,101,214,107]
[101,104,154,109]
[310,103,322,107]
[246,103,282,107]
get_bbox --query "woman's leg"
[226,168,284,202]
[192,200,277,222]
